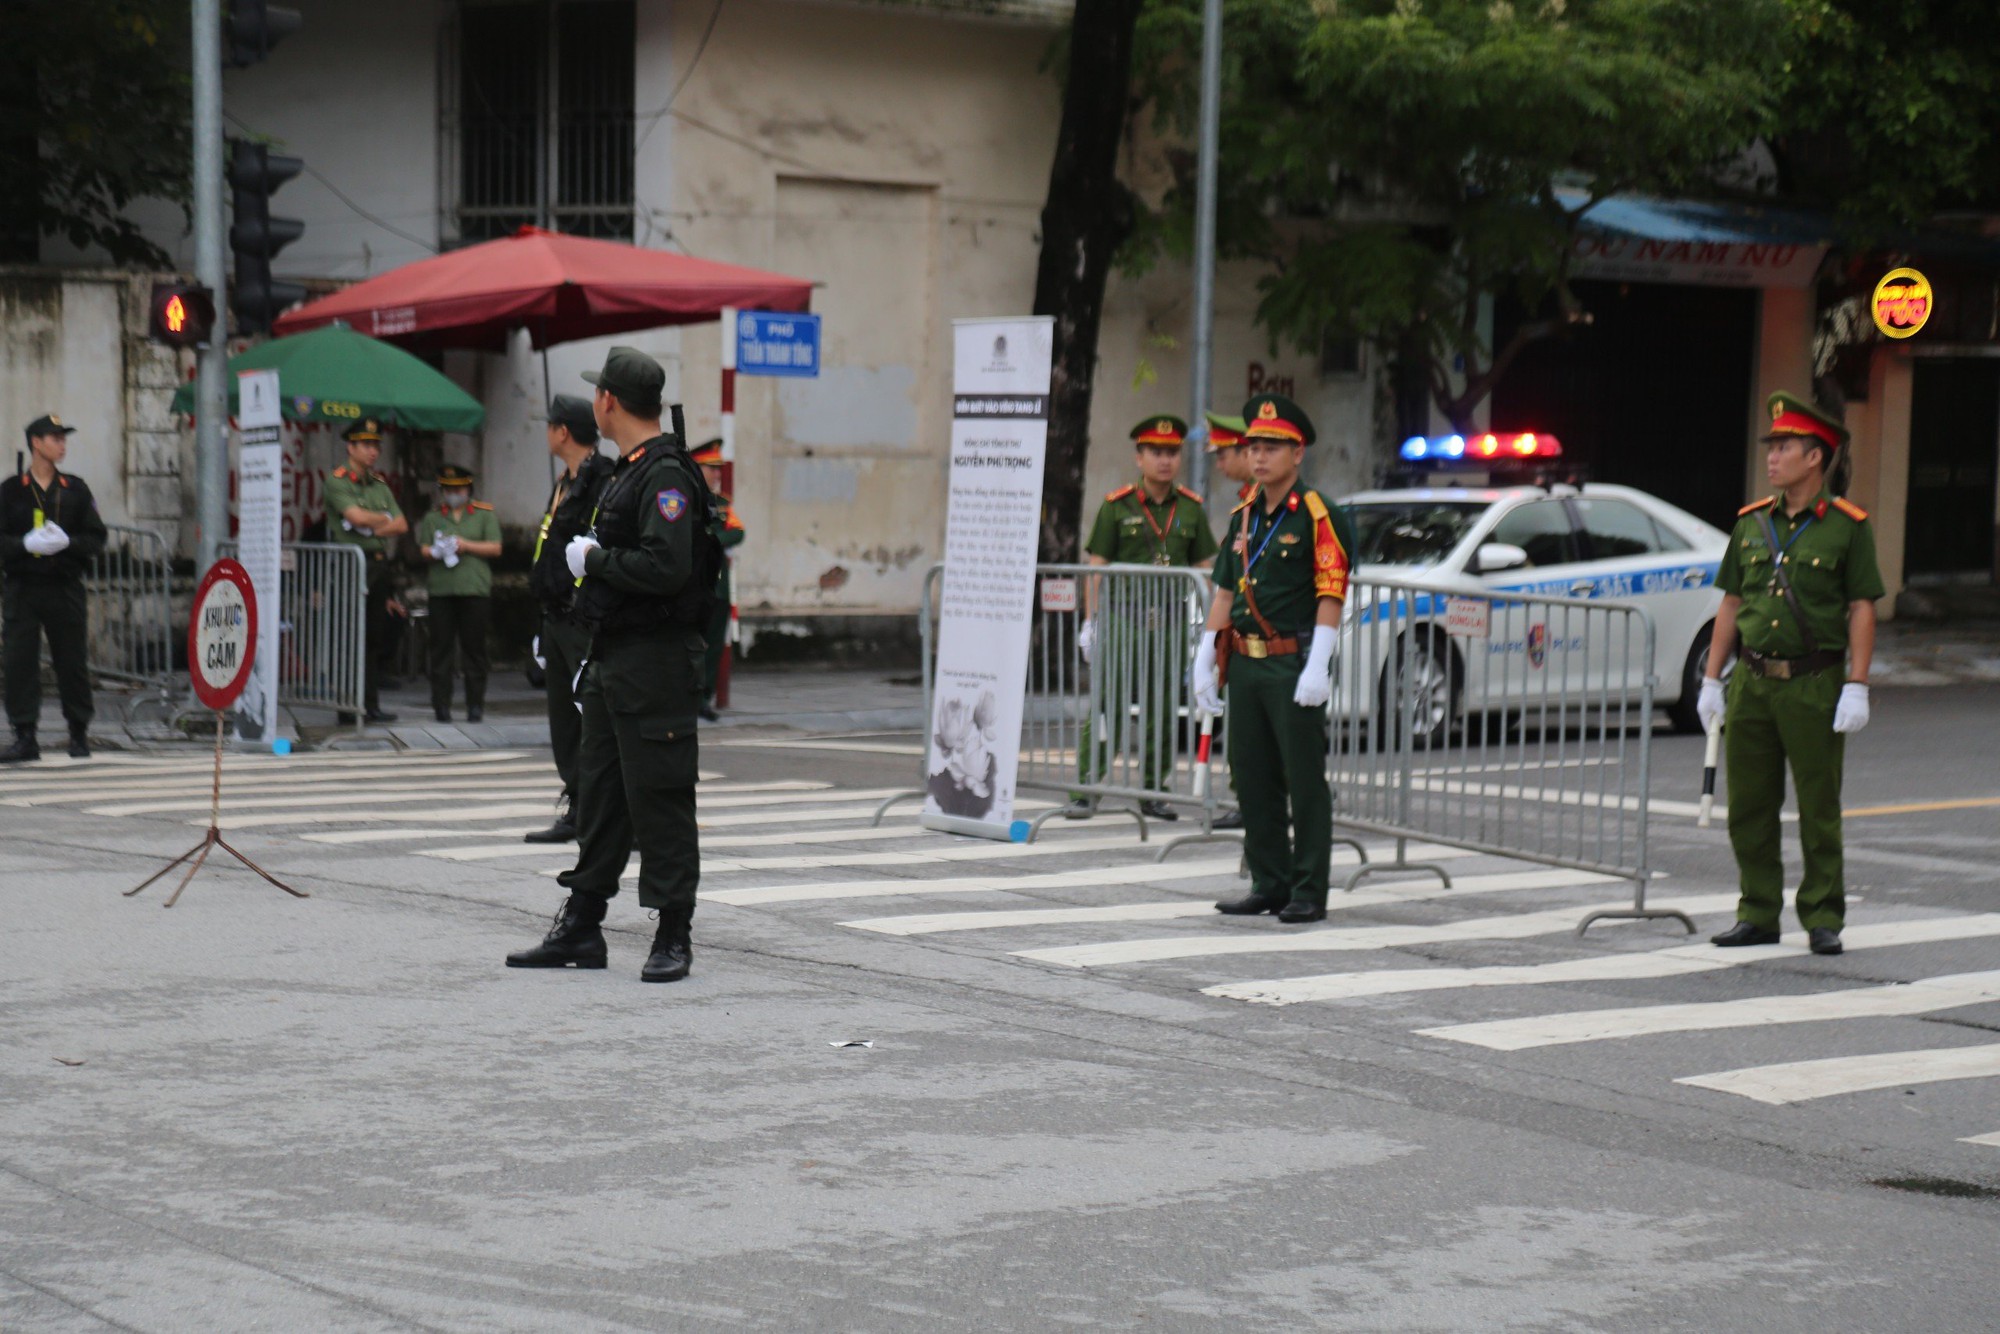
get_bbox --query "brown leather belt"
[1231,629,1300,659]
[1741,648,1843,680]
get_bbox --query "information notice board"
[234,369,282,744]
[921,317,1054,841]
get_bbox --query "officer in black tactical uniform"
[522,394,614,843]
[506,348,720,984]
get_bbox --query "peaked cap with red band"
[1202,411,1246,450]
[1759,391,1849,452]
[689,437,725,466]
[1241,393,1315,447]
[1129,415,1188,448]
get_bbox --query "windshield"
[1348,501,1490,568]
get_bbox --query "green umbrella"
[169,324,485,433]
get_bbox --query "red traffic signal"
[149,283,217,349]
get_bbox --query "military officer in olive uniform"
[323,418,409,723]
[690,439,746,721]
[524,394,614,844]
[1,414,109,762]
[1699,391,1884,956]
[507,347,719,984]
[1067,415,1218,821]
[415,464,502,722]
[1193,394,1357,923]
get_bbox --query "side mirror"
[1473,542,1529,575]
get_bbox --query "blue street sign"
[736,311,821,378]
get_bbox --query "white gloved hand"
[564,535,599,579]
[531,635,546,671]
[1697,677,1726,733]
[441,534,459,556]
[427,534,447,561]
[1192,631,1223,717]
[1833,682,1870,734]
[1077,618,1096,665]
[21,527,54,556]
[1292,625,1335,709]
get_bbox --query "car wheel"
[1667,623,1733,733]
[1378,631,1460,750]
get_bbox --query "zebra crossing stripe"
[842,865,1609,936]
[1419,968,2000,1051]
[90,780,861,819]
[304,827,542,844]
[1960,1132,2000,1147]
[0,759,563,803]
[0,751,531,789]
[1676,1042,2000,1105]
[1202,913,2000,1006]
[420,823,938,862]
[219,802,565,831]
[1015,893,1742,968]
[703,856,1247,907]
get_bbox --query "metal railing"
[79,524,178,690]
[219,541,367,718]
[1328,575,1680,935]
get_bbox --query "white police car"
[1334,433,1729,740]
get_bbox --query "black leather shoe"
[1215,893,1287,915]
[523,814,577,845]
[1138,800,1179,822]
[434,708,452,722]
[1809,926,1844,956]
[505,895,608,969]
[1277,900,1327,924]
[466,707,484,723]
[641,927,691,983]
[1211,809,1244,830]
[67,730,90,759]
[365,708,398,724]
[698,701,720,722]
[1710,921,1780,947]
[0,733,40,764]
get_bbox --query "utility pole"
[1186,0,1223,496]
[192,0,229,573]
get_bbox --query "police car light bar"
[1399,432,1562,461]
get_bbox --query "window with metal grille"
[445,0,634,245]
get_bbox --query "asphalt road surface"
[2,685,1996,1330]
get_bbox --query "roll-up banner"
[922,317,1054,841]
[234,369,283,746]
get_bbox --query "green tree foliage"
[0,0,192,266]
[1128,0,1783,431]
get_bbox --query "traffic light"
[148,283,217,349]
[224,0,302,68]
[228,138,307,335]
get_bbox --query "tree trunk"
[1031,0,1143,564]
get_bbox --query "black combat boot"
[0,731,40,764]
[522,799,577,844]
[505,895,608,969]
[68,727,91,759]
[640,920,691,983]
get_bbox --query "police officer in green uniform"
[415,464,502,722]
[323,418,408,723]
[506,347,719,984]
[1193,394,1357,923]
[1066,415,1218,821]
[690,438,745,721]
[1699,391,1884,956]
[1,413,108,762]
[524,394,614,844]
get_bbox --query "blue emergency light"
[1399,432,1562,462]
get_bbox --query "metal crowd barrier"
[219,540,367,719]
[83,523,178,690]
[1328,575,1681,935]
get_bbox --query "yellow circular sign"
[1872,267,1933,340]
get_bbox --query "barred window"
[446,0,634,245]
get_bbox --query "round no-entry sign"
[188,559,259,711]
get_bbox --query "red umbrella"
[272,226,813,350]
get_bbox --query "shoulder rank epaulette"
[1105,483,1136,502]
[1302,490,1332,524]
[332,467,351,481]
[1831,496,1868,521]
[57,475,70,488]
[470,501,493,511]
[1737,496,1777,516]
[1229,490,1257,515]
[1176,485,1204,504]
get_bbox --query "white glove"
[1077,618,1096,665]
[21,527,55,556]
[40,522,68,553]
[1192,631,1223,717]
[1292,625,1335,709]
[427,534,447,561]
[531,635,546,672]
[442,547,460,569]
[1833,682,1870,734]
[564,535,599,579]
[1696,677,1726,734]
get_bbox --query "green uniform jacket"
[323,466,402,559]
[416,501,501,598]
[1084,483,1219,567]
[1716,491,1885,656]
[1210,484,1359,632]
